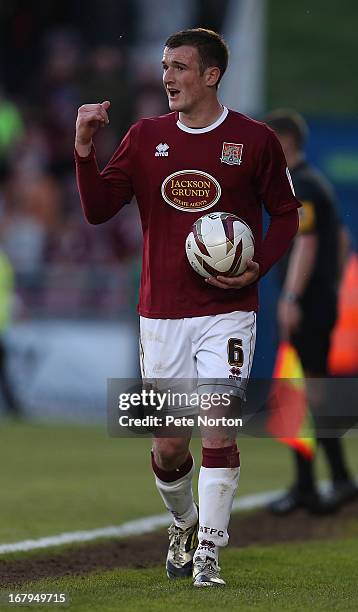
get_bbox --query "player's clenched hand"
[205,259,260,289]
[75,101,111,155]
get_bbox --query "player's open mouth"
[168,88,180,99]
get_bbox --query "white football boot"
[193,555,226,587]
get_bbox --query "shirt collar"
[176,106,228,134]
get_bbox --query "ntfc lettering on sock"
[199,526,224,537]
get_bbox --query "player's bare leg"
[151,434,198,579]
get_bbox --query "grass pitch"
[0,421,357,544]
[6,537,357,612]
[0,420,357,611]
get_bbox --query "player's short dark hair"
[263,109,309,150]
[165,28,229,86]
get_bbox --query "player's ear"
[205,66,221,87]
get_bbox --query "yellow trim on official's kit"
[298,200,316,233]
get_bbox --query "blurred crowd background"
[0,0,357,418]
[0,0,232,319]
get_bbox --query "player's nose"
[163,67,175,85]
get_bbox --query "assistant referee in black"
[264,109,357,514]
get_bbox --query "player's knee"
[202,437,236,449]
[152,438,189,470]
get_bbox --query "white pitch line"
[0,480,337,555]
[0,489,284,555]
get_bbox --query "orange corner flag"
[267,342,316,459]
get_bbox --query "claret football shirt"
[76,107,299,318]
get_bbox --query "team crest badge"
[220,142,243,165]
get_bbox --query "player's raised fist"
[75,101,111,156]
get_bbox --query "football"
[185,212,254,278]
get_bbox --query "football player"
[75,29,299,587]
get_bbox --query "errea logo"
[155,143,169,157]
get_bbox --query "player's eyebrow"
[161,59,188,69]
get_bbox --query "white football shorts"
[139,311,256,413]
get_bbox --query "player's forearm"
[260,209,299,277]
[337,225,350,279]
[75,139,93,158]
[282,234,318,298]
[75,148,123,224]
